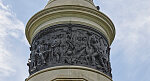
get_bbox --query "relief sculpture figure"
[27,50,37,74]
[51,38,61,63]
[37,41,46,65]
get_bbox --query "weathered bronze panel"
[27,24,112,77]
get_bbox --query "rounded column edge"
[26,66,113,81]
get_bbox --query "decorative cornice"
[26,5,115,45]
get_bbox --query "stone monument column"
[25,0,115,81]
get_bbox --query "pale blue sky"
[0,0,150,81]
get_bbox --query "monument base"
[26,66,112,81]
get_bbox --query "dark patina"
[27,24,112,77]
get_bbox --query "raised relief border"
[52,78,87,81]
[27,24,112,77]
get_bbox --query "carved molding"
[52,78,87,81]
[27,24,112,77]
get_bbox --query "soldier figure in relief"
[99,38,110,72]
[88,35,101,66]
[27,49,38,74]
[47,42,53,63]
[37,41,46,65]
[51,38,61,63]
